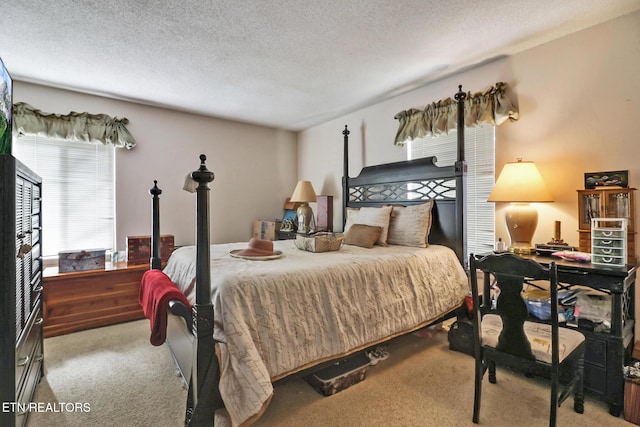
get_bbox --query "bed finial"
[149,180,163,270]
[342,125,349,137]
[149,180,162,196]
[192,154,215,185]
[455,85,466,102]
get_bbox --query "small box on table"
[127,234,175,265]
[253,220,281,241]
[58,249,106,273]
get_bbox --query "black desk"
[480,254,636,416]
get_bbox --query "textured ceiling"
[2,1,639,131]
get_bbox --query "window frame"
[407,124,496,257]
[13,135,116,259]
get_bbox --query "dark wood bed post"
[149,180,162,270]
[342,124,350,228]
[454,85,468,269]
[185,155,222,426]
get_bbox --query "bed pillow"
[387,201,434,247]
[343,205,393,246]
[344,224,383,248]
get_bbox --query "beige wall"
[11,11,639,331]
[13,82,298,251]
[298,11,640,338]
[299,10,640,251]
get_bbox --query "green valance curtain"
[12,102,136,149]
[393,82,518,146]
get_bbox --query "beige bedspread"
[163,240,468,426]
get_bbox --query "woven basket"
[294,233,344,253]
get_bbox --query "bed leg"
[185,304,222,426]
[185,155,221,427]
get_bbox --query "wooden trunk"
[43,262,146,337]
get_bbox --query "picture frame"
[584,170,628,189]
[0,56,12,155]
[281,209,298,232]
[282,209,297,222]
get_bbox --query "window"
[408,124,495,257]
[13,135,115,257]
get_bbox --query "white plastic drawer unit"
[591,218,627,266]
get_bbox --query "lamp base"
[509,245,536,255]
[505,203,538,255]
[296,203,315,234]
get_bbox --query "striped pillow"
[387,201,434,247]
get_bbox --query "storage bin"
[591,218,627,267]
[591,254,625,265]
[304,352,370,396]
[592,247,624,257]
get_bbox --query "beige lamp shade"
[488,159,553,254]
[290,181,317,203]
[487,159,553,203]
[290,181,317,234]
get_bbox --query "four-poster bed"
[144,86,470,426]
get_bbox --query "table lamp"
[290,180,317,234]
[487,159,554,254]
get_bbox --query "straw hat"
[236,238,274,257]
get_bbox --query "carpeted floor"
[26,319,633,427]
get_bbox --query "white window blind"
[13,135,115,257]
[408,124,495,257]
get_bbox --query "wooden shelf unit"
[577,187,636,263]
[43,262,147,338]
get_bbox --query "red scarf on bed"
[139,269,191,346]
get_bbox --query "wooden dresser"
[0,155,44,427]
[43,262,147,338]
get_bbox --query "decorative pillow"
[344,224,383,249]
[387,201,434,247]
[343,205,393,246]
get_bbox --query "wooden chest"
[43,262,146,337]
[127,234,174,265]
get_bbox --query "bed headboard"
[343,155,466,264]
[342,86,468,266]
